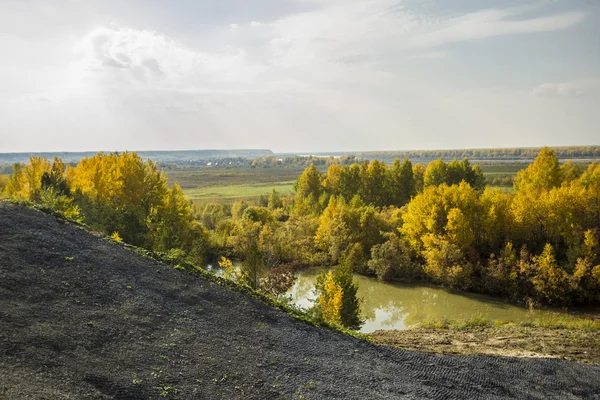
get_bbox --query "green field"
[479,163,527,175]
[183,180,296,203]
[165,167,308,204]
[165,163,527,204]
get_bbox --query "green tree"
[232,220,266,290]
[412,164,426,194]
[470,164,487,191]
[267,188,283,210]
[339,164,361,202]
[149,184,208,264]
[421,234,473,289]
[360,159,388,206]
[368,233,415,281]
[295,164,322,203]
[242,206,275,224]
[483,242,519,295]
[41,157,70,196]
[424,159,447,187]
[560,161,586,184]
[388,158,415,206]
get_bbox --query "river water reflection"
[289,268,569,333]
[208,264,576,334]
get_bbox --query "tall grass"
[419,312,600,331]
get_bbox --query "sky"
[0,0,599,153]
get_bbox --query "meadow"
[166,166,323,204]
[165,163,525,204]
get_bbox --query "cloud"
[409,9,585,48]
[70,2,587,93]
[239,0,586,72]
[72,26,255,90]
[0,0,597,153]
[531,78,600,98]
[407,51,447,60]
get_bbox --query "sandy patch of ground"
[371,326,600,364]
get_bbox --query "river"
[207,264,580,334]
[289,267,578,333]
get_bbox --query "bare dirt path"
[371,326,600,364]
[1,202,599,399]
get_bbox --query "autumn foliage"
[5,147,600,322]
[5,152,207,265]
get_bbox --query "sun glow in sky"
[1,0,599,153]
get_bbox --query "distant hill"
[0,149,274,165]
[3,146,600,167]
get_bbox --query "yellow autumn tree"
[514,147,562,193]
[5,157,52,201]
[68,152,173,247]
[322,164,343,197]
[314,196,350,264]
[531,243,570,304]
[319,270,343,325]
[446,208,475,252]
[315,265,363,329]
[0,175,7,197]
[401,182,480,252]
[478,188,514,252]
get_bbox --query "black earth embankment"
[0,203,599,400]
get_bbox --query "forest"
[2,148,600,329]
[350,145,600,163]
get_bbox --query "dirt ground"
[371,326,600,364]
[1,202,600,399]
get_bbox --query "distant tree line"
[0,149,274,165]
[155,155,361,170]
[250,155,360,168]
[355,146,600,163]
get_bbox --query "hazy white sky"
[0,0,599,153]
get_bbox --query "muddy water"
[290,268,569,334]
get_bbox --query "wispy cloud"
[409,8,585,48]
[407,51,447,60]
[531,78,600,98]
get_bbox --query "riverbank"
[371,324,600,364]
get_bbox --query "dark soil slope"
[1,203,599,400]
